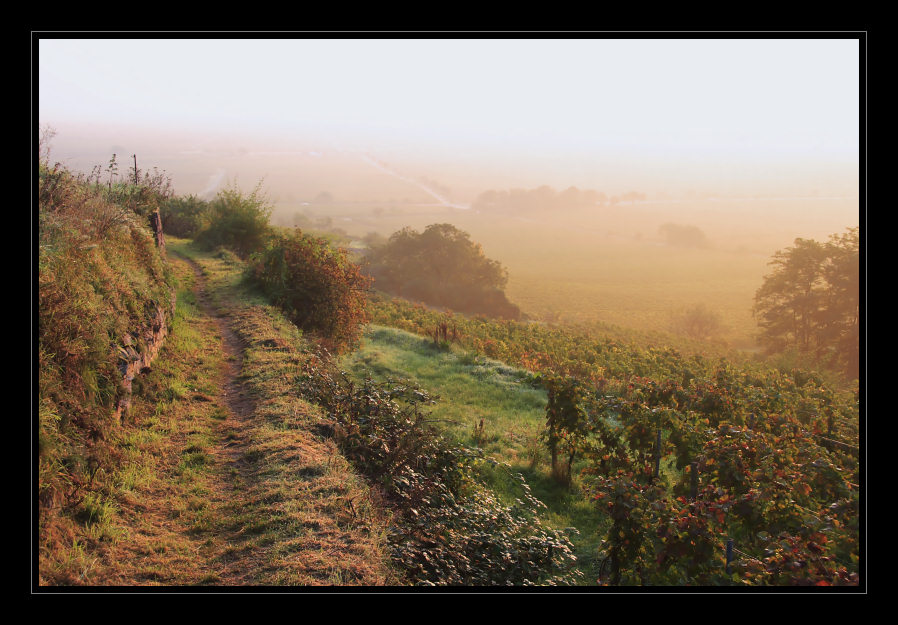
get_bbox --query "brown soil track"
[189,258,255,466]
[93,255,271,586]
[170,253,392,586]
[182,256,268,584]
[51,251,394,587]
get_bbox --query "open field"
[273,196,858,351]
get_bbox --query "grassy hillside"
[340,324,611,582]
[343,325,547,454]
[38,163,859,588]
[355,293,859,586]
[38,159,175,567]
[39,238,397,585]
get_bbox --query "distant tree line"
[472,186,645,212]
[753,227,859,378]
[363,223,523,320]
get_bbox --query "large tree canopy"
[753,227,859,378]
[364,223,523,320]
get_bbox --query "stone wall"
[112,209,174,422]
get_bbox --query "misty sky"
[38,37,860,158]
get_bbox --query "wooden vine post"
[690,461,699,499]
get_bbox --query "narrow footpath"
[82,247,393,586]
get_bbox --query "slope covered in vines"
[367,293,861,586]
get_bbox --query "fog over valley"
[36,34,864,590]
[39,37,861,350]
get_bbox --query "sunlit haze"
[37,35,862,349]
[35,35,865,589]
[39,38,860,194]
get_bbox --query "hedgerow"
[295,347,582,586]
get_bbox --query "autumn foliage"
[753,227,859,378]
[368,293,859,586]
[250,231,372,353]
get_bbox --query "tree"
[672,304,724,341]
[364,223,522,320]
[753,228,859,378]
[194,180,272,258]
[819,228,860,377]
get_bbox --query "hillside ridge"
[39,241,395,585]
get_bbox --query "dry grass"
[38,161,176,585]
[39,241,397,587]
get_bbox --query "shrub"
[672,304,724,341]
[160,194,209,238]
[296,350,582,586]
[249,231,372,353]
[658,223,711,248]
[194,181,272,258]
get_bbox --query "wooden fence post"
[149,209,166,258]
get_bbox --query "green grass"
[163,240,398,585]
[344,325,547,460]
[340,323,612,583]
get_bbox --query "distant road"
[355,152,471,210]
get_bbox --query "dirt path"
[182,256,265,583]
[73,250,393,587]
[176,255,336,585]
[75,254,268,585]
[189,259,255,462]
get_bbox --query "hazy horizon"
[38,37,861,204]
[35,36,864,591]
[37,36,862,348]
